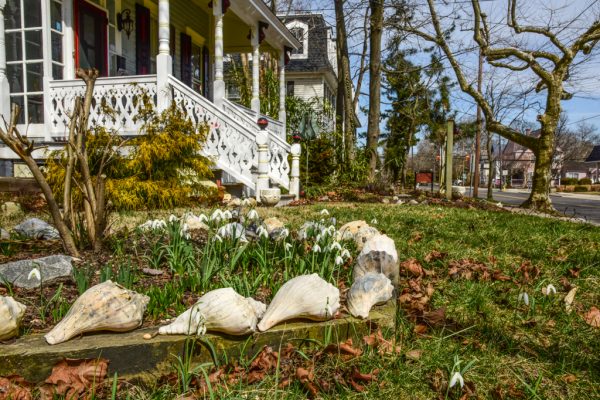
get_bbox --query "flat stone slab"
[0,302,396,383]
[0,255,73,289]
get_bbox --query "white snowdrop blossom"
[210,209,224,222]
[544,284,557,296]
[449,371,464,389]
[257,226,269,239]
[518,292,530,306]
[223,210,233,220]
[329,242,342,251]
[28,267,41,281]
[168,214,178,222]
[198,214,209,223]
[213,234,223,243]
[284,243,293,251]
[320,209,330,216]
[496,202,503,208]
[371,218,378,225]
[335,256,344,266]
[327,225,336,235]
[312,244,322,253]
[315,233,322,243]
[280,228,290,238]
[341,249,351,259]
[247,209,259,220]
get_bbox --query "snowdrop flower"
[371,218,378,225]
[284,243,293,251]
[257,226,269,239]
[327,225,336,235]
[213,234,223,243]
[210,209,224,222]
[315,233,322,243]
[198,214,209,223]
[280,228,290,239]
[341,249,351,259]
[518,292,530,306]
[496,202,503,208]
[223,210,233,220]
[168,214,178,222]
[335,256,344,266]
[150,219,166,230]
[247,209,259,220]
[320,209,330,216]
[543,284,557,296]
[28,267,41,281]
[329,242,342,251]
[312,244,322,253]
[449,371,464,389]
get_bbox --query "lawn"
[1,202,599,399]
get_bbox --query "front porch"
[0,0,300,198]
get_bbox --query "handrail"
[48,74,157,87]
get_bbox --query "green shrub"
[578,178,592,185]
[574,185,589,192]
[561,178,578,185]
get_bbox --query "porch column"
[213,0,225,108]
[278,50,286,128]
[250,25,260,113]
[256,129,270,200]
[290,143,301,199]
[0,0,10,120]
[156,0,172,111]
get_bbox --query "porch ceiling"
[189,0,300,52]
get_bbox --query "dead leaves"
[448,259,511,282]
[39,358,109,400]
[363,329,401,355]
[584,307,600,328]
[0,376,32,400]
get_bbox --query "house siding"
[289,76,324,101]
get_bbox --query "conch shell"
[353,234,399,287]
[0,296,26,340]
[45,281,149,345]
[257,274,340,332]
[347,273,394,319]
[159,288,266,336]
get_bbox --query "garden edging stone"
[0,255,73,289]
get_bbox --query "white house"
[0,0,301,198]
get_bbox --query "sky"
[281,0,600,145]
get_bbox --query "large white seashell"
[353,234,399,287]
[354,226,380,251]
[336,220,369,241]
[257,274,340,332]
[0,296,26,340]
[45,281,149,345]
[158,288,266,336]
[347,273,394,319]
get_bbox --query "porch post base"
[156,54,173,111]
[290,143,301,199]
[214,80,225,109]
[255,130,270,200]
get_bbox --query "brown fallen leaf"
[584,307,600,328]
[348,379,365,392]
[422,307,446,327]
[564,287,578,313]
[424,250,447,263]
[296,367,319,397]
[322,338,362,357]
[401,258,424,277]
[406,349,423,360]
[351,368,379,382]
[0,376,32,400]
[39,358,108,400]
[362,329,401,355]
[414,324,428,334]
[562,374,577,384]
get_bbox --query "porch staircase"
[47,75,294,200]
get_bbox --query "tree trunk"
[334,0,355,165]
[524,128,554,210]
[367,0,383,180]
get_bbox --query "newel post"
[290,143,301,199]
[156,0,172,111]
[255,118,270,200]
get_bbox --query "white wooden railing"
[223,99,286,141]
[223,99,290,189]
[168,76,257,189]
[47,75,158,136]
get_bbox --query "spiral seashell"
[0,296,26,340]
[347,273,394,319]
[353,234,399,287]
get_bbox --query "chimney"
[525,128,531,136]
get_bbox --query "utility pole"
[446,118,454,200]
[473,47,483,198]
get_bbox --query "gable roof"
[585,145,600,163]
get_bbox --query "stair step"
[276,194,295,207]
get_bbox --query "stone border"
[0,303,396,383]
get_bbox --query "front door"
[75,0,108,76]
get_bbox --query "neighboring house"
[278,13,337,132]
[0,0,301,198]
[561,161,590,180]
[585,145,600,183]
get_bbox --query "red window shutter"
[180,33,192,86]
[135,4,151,75]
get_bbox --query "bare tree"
[366,0,384,179]
[398,0,600,210]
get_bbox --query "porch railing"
[47,75,158,136]
[223,99,286,141]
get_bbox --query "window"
[286,81,294,97]
[50,0,63,79]
[5,0,45,124]
[285,20,308,59]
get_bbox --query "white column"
[255,129,270,200]
[0,0,10,120]
[213,0,225,108]
[290,143,301,199]
[250,25,260,113]
[62,0,75,78]
[156,0,172,111]
[278,50,286,128]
